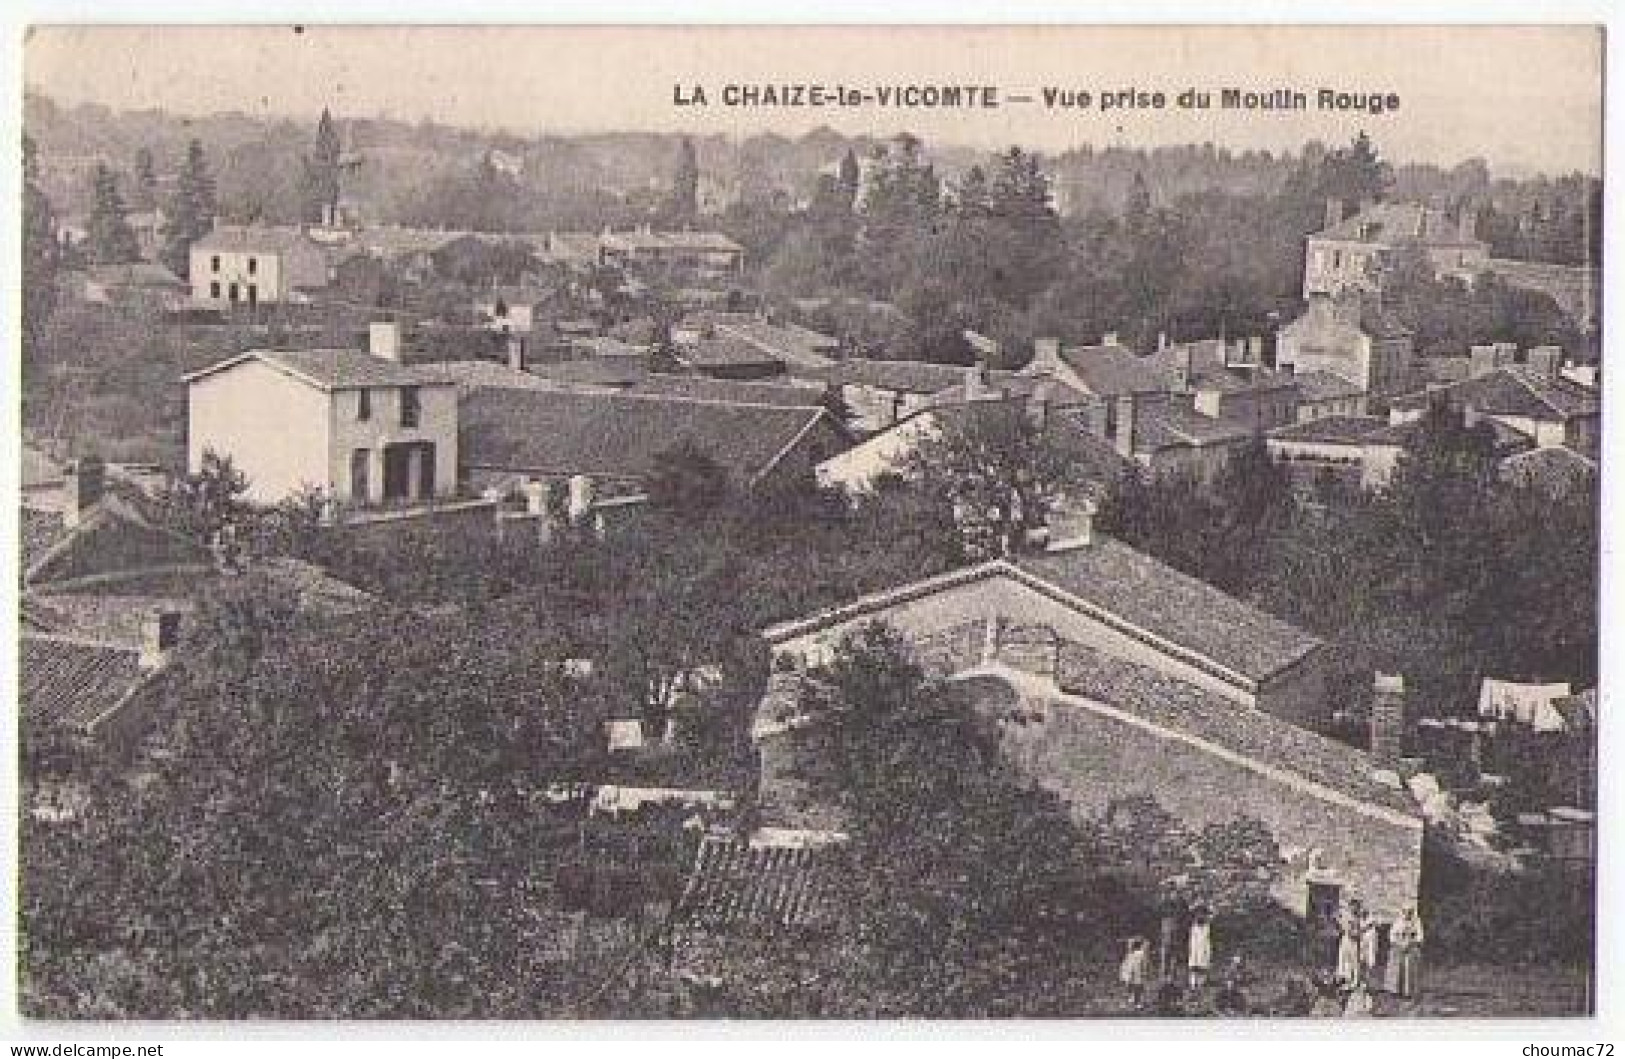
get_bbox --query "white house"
[183,325,458,505]
[190,225,331,309]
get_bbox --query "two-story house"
[184,325,458,505]
[189,225,331,309]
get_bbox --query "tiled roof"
[1028,646,1418,816]
[1057,343,1170,396]
[1315,202,1483,248]
[629,375,826,408]
[185,350,456,391]
[815,358,971,394]
[1293,370,1367,403]
[412,360,560,392]
[1269,415,1387,444]
[681,336,784,370]
[1362,415,1532,453]
[677,835,844,933]
[527,357,652,389]
[19,634,149,730]
[459,387,833,483]
[714,321,839,369]
[1551,688,1597,729]
[24,494,211,589]
[1132,402,1253,451]
[1013,537,1324,685]
[23,591,190,650]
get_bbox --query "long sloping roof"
[628,375,826,408]
[459,387,833,483]
[1057,343,1170,396]
[1025,645,1417,816]
[24,494,212,589]
[1012,538,1323,685]
[1293,370,1368,403]
[20,634,150,730]
[812,358,970,395]
[713,321,840,369]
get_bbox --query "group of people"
[1117,892,1426,1017]
[1325,901,1425,1002]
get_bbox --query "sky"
[22,24,1605,175]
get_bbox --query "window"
[400,386,421,428]
[209,281,221,299]
[210,255,220,273]
[357,388,372,421]
[228,282,240,304]
[247,256,258,275]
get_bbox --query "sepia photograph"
[8,21,1605,1028]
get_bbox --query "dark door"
[383,444,413,501]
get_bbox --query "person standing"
[1188,905,1214,989]
[1119,936,1151,1009]
[1388,906,1425,1001]
[1360,912,1384,992]
[1335,906,1363,988]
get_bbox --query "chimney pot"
[369,321,402,362]
[1032,337,1062,373]
[567,474,596,523]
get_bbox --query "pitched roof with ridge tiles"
[459,387,836,484]
[20,634,153,731]
[676,834,845,933]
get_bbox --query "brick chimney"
[1102,331,1121,347]
[369,321,402,362]
[521,479,548,516]
[1468,344,1501,379]
[963,364,991,402]
[1112,394,1137,458]
[1031,337,1064,375]
[1371,672,1408,766]
[507,333,528,373]
[567,474,596,523]
[1324,198,1343,230]
[1458,203,1479,242]
[63,456,106,528]
[139,609,184,671]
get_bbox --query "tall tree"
[161,139,216,279]
[85,163,140,265]
[836,148,861,211]
[669,136,700,222]
[131,147,158,212]
[902,402,1079,559]
[22,135,60,357]
[302,107,344,224]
